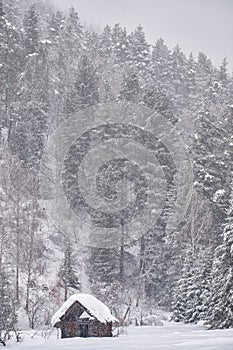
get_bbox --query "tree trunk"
[119,219,124,281]
[64,284,68,301]
[15,202,20,302]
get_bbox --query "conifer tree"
[143,228,168,306]
[118,71,141,102]
[207,187,233,329]
[47,10,65,47]
[98,25,112,59]
[150,38,171,90]
[128,25,150,72]
[11,43,49,169]
[0,0,22,134]
[172,255,194,322]
[63,6,83,59]
[186,53,197,94]
[111,23,129,65]
[59,243,80,301]
[23,4,40,55]
[143,84,178,124]
[65,54,99,115]
[218,57,228,84]
[192,106,232,241]
[0,267,17,337]
[3,0,21,27]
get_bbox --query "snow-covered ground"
[6,322,233,349]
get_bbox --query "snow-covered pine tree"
[46,10,68,128]
[172,254,194,323]
[192,105,233,244]
[128,25,150,73]
[0,266,17,338]
[186,53,197,95]
[118,70,141,103]
[11,20,50,168]
[98,24,112,59]
[23,3,40,55]
[0,0,22,135]
[82,29,99,61]
[168,189,214,318]
[169,45,188,109]
[172,252,212,324]
[88,247,120,304]
[88,245,127,317]
[2,0,20,27]
[59,242,80,301]
[150,38,171,91]
[111,23,130,66]
[47,10,65,48]
[142,227,168,307]
[185,250,213,323]
[218,57,228,85]
[63,6,83,60]
[89,247,119,286]
[197,249,214,322]
[0,148,33,303]
[143,84,178,124]
[195,52,215,108]
[206,185,233,329]
[65,54,99,116]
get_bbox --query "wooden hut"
[51,294,118,338]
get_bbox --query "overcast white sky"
[51,0,233,71]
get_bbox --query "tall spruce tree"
[128,24,150,73]
[111,23,129,66]
[23,4,39,55]
[65,54,99,115]
[59,243,80,301]
[150,38,171,90]
[63,6,83,60]
[98,24,112,59]
[0,0,22,134]
[192,106,233,242]
[11,44,49,168]
[207,186,233,329]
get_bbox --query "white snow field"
[7,322,233,350]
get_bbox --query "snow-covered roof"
[51,294,118,326]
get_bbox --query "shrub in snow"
[142,315,163,326]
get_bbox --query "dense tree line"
[0,0,232,332]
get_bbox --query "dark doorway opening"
[80,323,88,337]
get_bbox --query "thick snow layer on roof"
[51,294,118,326]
